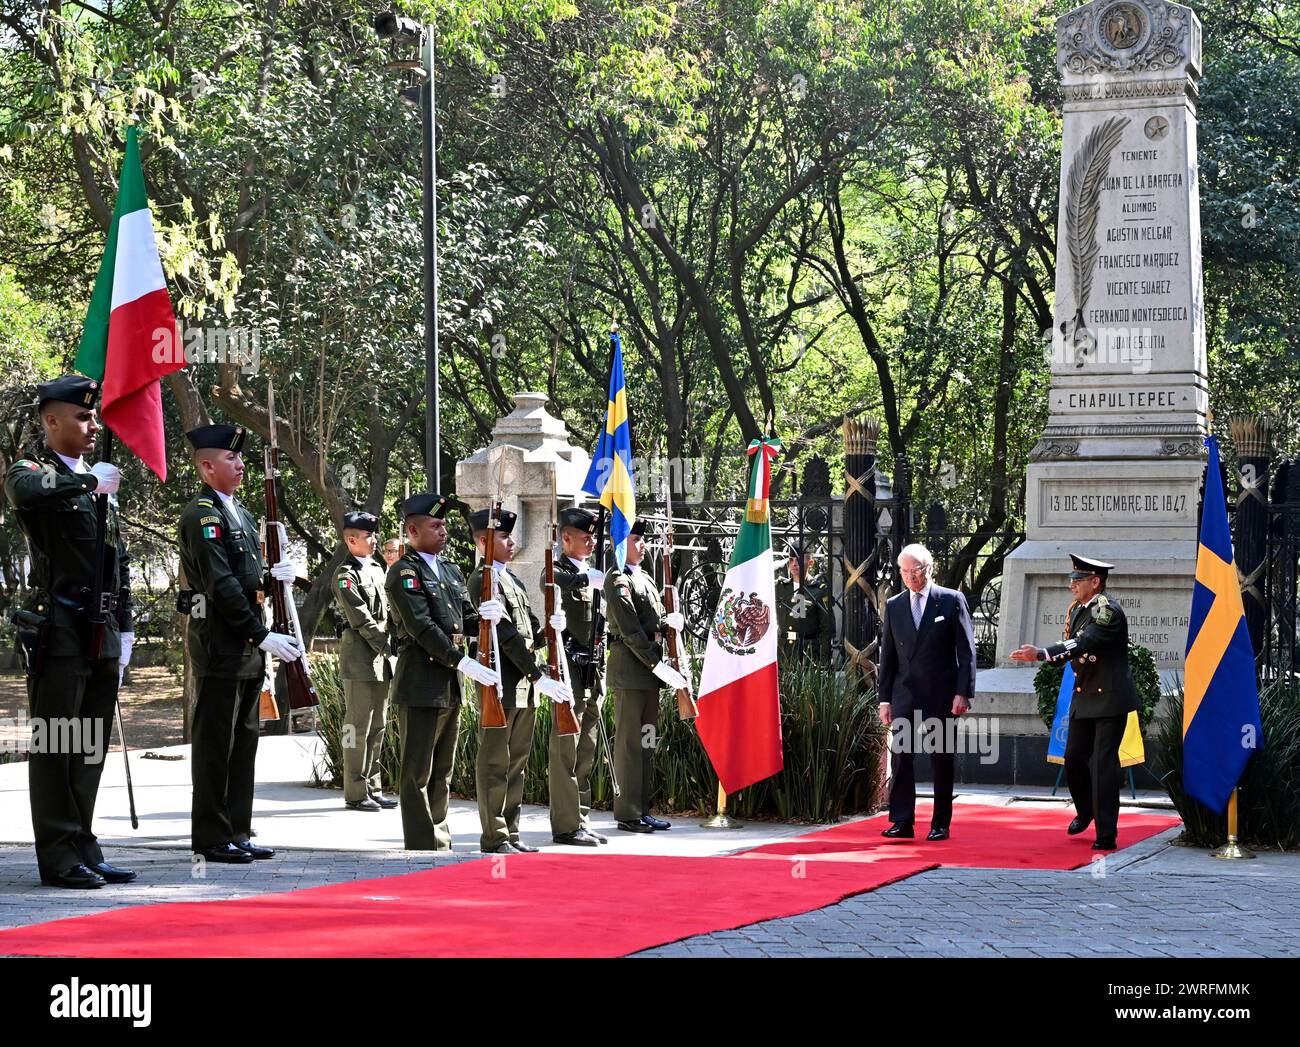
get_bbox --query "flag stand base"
[1210,791,1255,859]
[1210,838,1255,860]
[701,783,743,830]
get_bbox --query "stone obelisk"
[982,0,1207,749]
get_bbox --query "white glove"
[536,675,574,704]
[586,568,605,588]
[89,462,121,494]
[478,598,505,624]
[259,631,302,661]
[662,611,685,633]
[457,655,501,689]
[549,610,567,634]
[118,631,134,685]
[270,559,300,582]
[652,659,688,690]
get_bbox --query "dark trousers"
[1065,713,1126,841]
[191,675,261,850]
[398,703,460,850]
[547,683,603,835]
[27,655,117,880]
[613,687,660,823]
[888,715,955,829]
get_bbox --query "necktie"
[912,590,925,629]
[429,556,440,581]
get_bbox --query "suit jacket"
[1044,593,1139,720]
[467,561,543,709]
[603,564,665,690]
[877,584,976,718]
[332,554,395,682]
[177,484,267,680]
[386,550,476,707]
[4,448,131,662]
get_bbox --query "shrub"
[1151,679,1300,850]
[312,653,886,822]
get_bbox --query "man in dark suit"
[877,543,976,841]
[1011,554,1138,851]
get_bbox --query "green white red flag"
[75,125,183,481]
[695,435,784,794]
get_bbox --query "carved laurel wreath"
[1062,115,1130,364]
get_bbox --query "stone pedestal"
[455,393,592,612]
[978,1,1208,769]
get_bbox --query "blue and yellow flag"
[1047,663,1074,765]
[581,328,636,569]
[1048,661,1145,768]
[1183,434,1263,813]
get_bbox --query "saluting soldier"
[467,507,571,854]
[178,424,303,864]
[385,492,497,850]
[541,506,607,847]
[1011,554,1138,851]
[332,511,397,812]
[4,375,134,889]
[775,542,833,662]
[603,519,689,834]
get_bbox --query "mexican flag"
[75,124,183,481]
[695,435,784,794]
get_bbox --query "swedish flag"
[581,328,636,569]
[1183,434,1263,813]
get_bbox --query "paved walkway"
[2,735,1296,956]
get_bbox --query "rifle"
[477,496,508,729]
[398,478,410,557]
[264,380,319,710]
[546,474,581,736]
[257,595,280,721]
[661,476,698,720]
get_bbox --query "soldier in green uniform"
[774,542,833,662]
[1011,554,1139,851]
[385,492,498,851]
[541,506,607,847]
[603,519,689,834]
[332,511,398,812]
[178,424,303,864]
[468,507,572,854]
[4,375,135,888]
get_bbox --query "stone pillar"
[1230,415,1272,655]
[997,0,1207,670]
[455,392,593,612]
[985,0,1208,752]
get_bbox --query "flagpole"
[1210,788,1255,860]
[701,781,742,829]
[90,426,139,830]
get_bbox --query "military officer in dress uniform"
[541,506,607,847]
[332,511,398,812]
[603,519,690,834]
[775,542,833,662]
[179,424,303,864]
[385,493,498,850]
[1011,554,1138,851]
[468,507,571,854]
[4,375,135,888]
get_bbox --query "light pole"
[375,13,440,492]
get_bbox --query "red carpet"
[738,802,1181,869]
[0,853,934,958]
